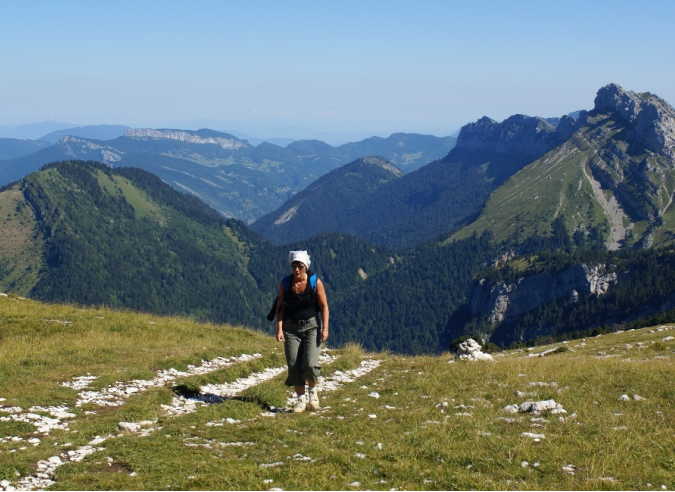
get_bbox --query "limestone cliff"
[594,83,675,159]
[468,264,618,324]
[124,129,248,150]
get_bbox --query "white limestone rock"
[456,339,494,361]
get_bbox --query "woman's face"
[291,262,306,278]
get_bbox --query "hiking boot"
[308,390,320,410]
[293,396,306,413]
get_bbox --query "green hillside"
[250,157,405,245]
[5,160,675,356]
[0,160,268,328]
[0,295,673,490]
[446,247,675,348]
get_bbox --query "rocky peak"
[124,129,248,150]
[357,156,404,177]
[594,83,675,158]
[456,114,576,160]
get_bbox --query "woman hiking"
[275,251,329,413]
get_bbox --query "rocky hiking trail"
[0,348,381,491]
[0,297,674,491]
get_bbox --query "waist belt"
[287,317,316,326]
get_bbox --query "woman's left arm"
[316,278,329,343]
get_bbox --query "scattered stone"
[507,399,566,414]
[456,339,494,361]
[118,422,140,432]
[519,400,556,413]
[520,432,546,441]
[663,336,674,342]
[618,394,631,401]
[368,392,380,399]
[59,376,97,390]
[528,347,560,357]
[528,382,557,387]
[562,464,576,475]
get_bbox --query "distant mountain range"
[256,83,675,251]
[0,121,77,140]
[38,124,130,144]
[2,84,675,354]
[0,138,50,160]
[254,111,578,248]
[0,130,455,223]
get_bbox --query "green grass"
[95,170,164,223]
[1,296,674,490]
[0,186,44,295]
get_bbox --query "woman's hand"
[319,328,329,343]
[276,327,285,342]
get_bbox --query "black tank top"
[284,274,317,321]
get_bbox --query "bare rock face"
[56,136,125,164]
[124,128,248,150]
[594,83,675,159]
[468,264,618,324]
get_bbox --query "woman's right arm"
[276,280,285,342]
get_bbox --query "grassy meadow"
[0,294,674,490]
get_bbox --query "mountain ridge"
[0,132,454,224]
[452,83,675,252]
[254,111,578,248]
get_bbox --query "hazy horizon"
[1,0,674,142]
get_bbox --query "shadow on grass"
[171,384,288,414]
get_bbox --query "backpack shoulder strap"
[283,273,317,293]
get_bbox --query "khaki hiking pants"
[283,317,321,387]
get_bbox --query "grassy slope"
[0,296,674,490]
[0,185,44,295]
[451,135,610,247]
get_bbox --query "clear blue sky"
[1,0,673,139]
